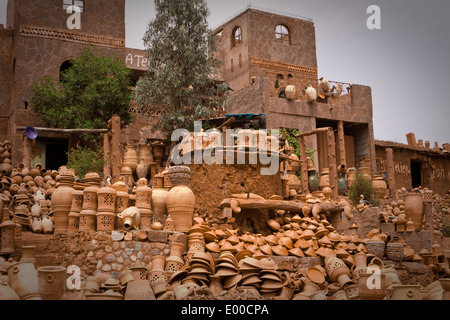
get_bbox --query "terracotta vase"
[358,272,386,300]
[372,175,387,200]
[357,167,372,180]
[386,240,405,262]
[97,186,117,213]
[51,174,75,234]
[139,143,154,166]
[38,266,67,300]
[151,173,168,222]
[20,246,36,263]
[404,193,424,231]
[166,166,195,232]
[124,279,156,300]
[122,143,138,172]
[7,261,41,300]
[136,160,149,180]
[308,171,319,192]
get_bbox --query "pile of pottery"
[0,140,12,165]
[0,246,67,300]
[122,141,165,181]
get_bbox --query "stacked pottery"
[166,166,195,232]
[37,266,67,300]
[149,255,167,297]
[7,261,42,300]
[129,259,148,281]
[78,183,99,231]
[67,190,83,232]
[0,207,16,254]
[237,257,263,294]
[151,173,168,223]
[184,252,214,289]
[50,171,75,233]
[96,186,117,231]
[365,236,386,260]
[259,264,284,298]
[319,168,331,190]
[135,178,152,230]
[114,190,130,230]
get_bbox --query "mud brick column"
[337,121,346,168]
[298,136,309,194]
[22,135,33,168]
[423,190,435,243]
[103,133,112,178]
[386,148,396,198]
[109,115,121,183]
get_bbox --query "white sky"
[1,0,449,146]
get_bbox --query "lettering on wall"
[380,159,410,175]
[432,166,445,179]
[125,53,148,69]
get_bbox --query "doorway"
[45,141,68,170]
[410,160,422,188]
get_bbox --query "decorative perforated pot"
[97,186,117,213]
[68,190,83,232]
[96,212,115,231]
[50,173,74,234]
[135,183,152,229]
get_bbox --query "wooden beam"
[103,133,112,178]
[295,127,332,138]
[16,126,108,133]
[327,128,338,199]
[298,136,309,194]
[110,115,121,182]
[337,121,346,168]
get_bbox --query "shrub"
[66,146,105,180]
[349,173,380,206]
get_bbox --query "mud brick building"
[0,0,148,168]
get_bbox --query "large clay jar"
[372,175,387,200]
[51,172,75,234]
[366,239,386,260]
[325,256,354,287]
[386,238,405,262]
[358,272,386,300]
[308,171,319,192]
[151,173,168,223]
[136,160,149,180]
[7,261,41,300]
[337,172,348,196]
[357,167,372,181]
[404,193,424,231]
[166,166,195,232]
[319,168,330,190]
[122,143,138,172]
[38,266,67,300]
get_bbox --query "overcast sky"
[1,0,449,146]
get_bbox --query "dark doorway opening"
[411,160,422,188]
[46,141,68,170]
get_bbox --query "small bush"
[349,173,380,206]
[66,146,105,180]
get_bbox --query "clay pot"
[381,266,401,288]
[166,166,195,232]
[324,256,353,287]
[285,85,296,100]
[404,193,424,231]
[386,241,404,262]
[344,283,360,300]
[122,143,138,172]
[139,143,154,166]
[135,182,152,229]
[51,174,75,234]
[136,160,149,180]
[439,279,450,300]
[0,280,20,300]
[358,272,386,300]
[1,163,13,176]
[20,246,36,263]
[372,175,387,200]
[84,276,102,293]
[353,252,368,269]
[124,279,156,300]
[41,214,53,234]
[337,172,347,196]
[357,167,372,180]
[365,240,385,260]
[308,171,319,192]
[7,261,41,300]
[38,266,66,300]
[97,186,117,213]
[151,256,166,272]
[387,285,422,300]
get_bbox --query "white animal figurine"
[305,85,317,102]
[117,207,141,231]
[319,77,331,93]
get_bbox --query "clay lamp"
[406,220,415,232]
[163,215,175,232]
[130,259,148,281]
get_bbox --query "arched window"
[60,60,74,82]
[232,27,242,47]
[275,24,290,44]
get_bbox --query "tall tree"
[30,46,133,137]
[135,0,228,137]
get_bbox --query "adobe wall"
[247,9,317,70]
[0,28,13,139]
[375,143,450,195]
[9,0,126,40]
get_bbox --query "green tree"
[30,46,133,138]
[134,0,228,137]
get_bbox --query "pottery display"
[122,143,138,172]
[151,173,168,222]
[135,180,152,230]
[404,193,424,231]
[51,173,75,233]
[38,266,67,300]
[166,166,195,232]
[366,239,386,260]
